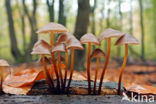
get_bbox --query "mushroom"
[98,28,124,94]
[31,40,55,91]
[90,49,105,94]
[37,22,68,91]
[80,33,99,94]
[57,32,75,90]
[52,42,65,89]
[115,34,139,95]
[66,37,84,92]
[0,59,9,93]
[36,22,68,47]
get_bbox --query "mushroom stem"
[117,44,128,95]
[57,52,64,88]
[51,53,60,91]
[63,51,68,91]
[87,43,91,94]
[98,38,111,94]
[51,32,54,47]
[0,66,3,92]
[93,57,99,94]
[66,48,74,92]
[41,55,55,91]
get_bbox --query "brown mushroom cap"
[37,56,52,64]
[31,40,51,55]
[90,49,105,58]
[98,28,124,42]
[51,42,65,53]
[57,32,75,43]
[66,38,84,50]
[0,59,9,66]
[36,22,68,34]
[80,33,99,45]
[115,34,140,46]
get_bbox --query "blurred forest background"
[0,0,156,66]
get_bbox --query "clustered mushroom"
[0,22,139,95]
[0,59,9,94]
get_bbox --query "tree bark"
[47,0,55,22]
[74,0,90,70]
[23,0,38,61]
[129,0,133,36]
[91,0,97,35]
[139,0,145,61]
[58,0,66,26]
[117,0,122,57]
[99,0,105,34]
[5,0,21,60]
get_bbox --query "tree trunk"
[91,0,97,35]
[23,0,38,61]
[47,0,55,22]
[152,0,156,45]
[58,0,66,26]
[5,0,21,60]
[16,0,26,51]
[117,0,122,57]
[99,0,105,34]
[129,0,133,36]
[74,0,90,70]
[139,0,145,61]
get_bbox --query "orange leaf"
[125,84,156,94]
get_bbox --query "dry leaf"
[125,84,156,94]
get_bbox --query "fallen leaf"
[3,69,44,88]
[125,84,156,94]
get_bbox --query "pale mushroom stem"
[98,38,111,94]
[117,44,128,95]
[87,43,91,94]
[51,53,60,91]
[66,48,74,92]
[0,66,3,92]
[57,52,64,88]
[63,51,68,91]
[93,57,99,94]
[41,55,55,90]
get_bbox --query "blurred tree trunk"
[117,0,122,57]
[74,0,90,70]
[99,0,105,34]
[5,0,21,60]
[16,0,26,51]
[23,0,38,61]
[91,0,97,35]
[139,0,145,61]
[129,0,133,36]
[152,0,156,45]
[58,0,66,26]
[47,0,55,22]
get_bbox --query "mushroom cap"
[37,56,52,64]
[0,59,9,66]
[115,34,140,46]
[57,32,75,43]
[51,42,65,53]
[31,40,51,55]
[98,28,124,42]
[66,38,84,50]
[36,22,68,34]
[90,49,105,58]
[80,33,99,45]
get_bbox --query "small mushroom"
[90,49,105,94]
[31,40,55,91]
[80,33,99,94]
[98,28,124,94]
[115,34,139,95]
[66,37,84,92]
[52,42,65,89]
[0,59,9,93]
[36,22,68,47]
[57,32,75,90]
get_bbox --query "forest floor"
[1,60,156,104]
